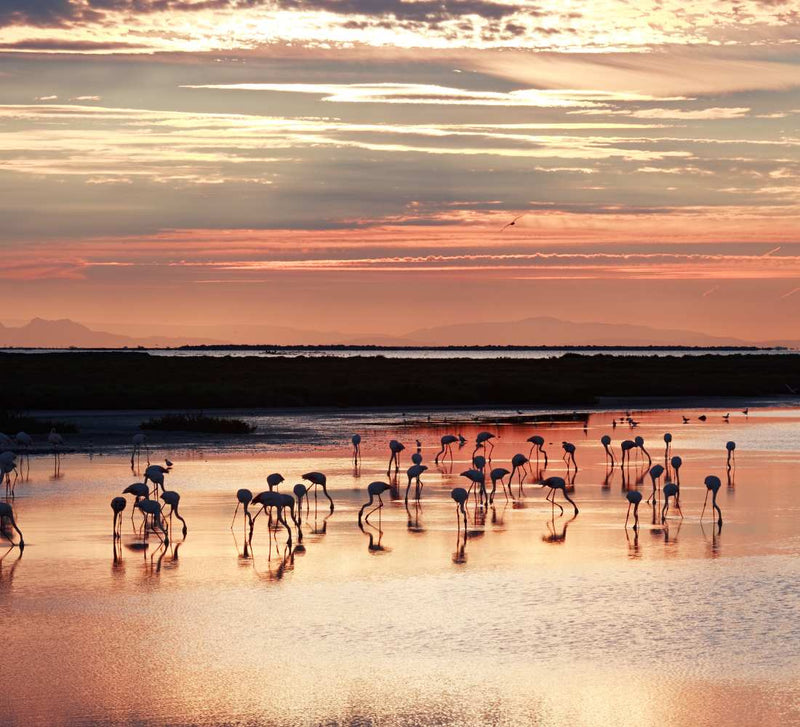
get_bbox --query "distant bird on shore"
[301,471,334,512]
[722,413,730,422]
[0,501,24,549]
[682,416,690,424]
[358,481,392,524]
[742,407,749,416]
[698,415,707,422]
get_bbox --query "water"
[2,346,796,360]
[2,406,799,726]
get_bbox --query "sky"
[0,0,798,343]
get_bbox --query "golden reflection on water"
[2,407,800,726]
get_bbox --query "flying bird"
[500,214,525,231]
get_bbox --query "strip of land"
[3,352,799,410]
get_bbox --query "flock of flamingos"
[0,415,738,555]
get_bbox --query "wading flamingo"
[601,435,616,467]
[460,469,486,504]
[143,463,170,496]
[250,491,296,546]
[0,501,24,549]
[620,440,636,468]
[405,464,427,503]
[110,497,127,539]
[490,467,511,503]
[634,436,651,467]
[358,481,392,525]
[473,432,496,458]
[526,435,548,467]
[160,490,187,537]
[301,471,334,512]
[509,453,529,495]
[387,440,405,474]
[562,442,578,471]
[351,434,362,460]
[541,476,579,516]
[266,473,285,491]
[451,487,468,531]
[701,475,723,528]
[646,464,665,503]
[625,490,642,530]
[131,433,149,467]
[435,435,458,464]
[664,432,672,459]
[726,441,736,467]
[661,482,683,523]
[231,488,253,529]
[137,498,169,544]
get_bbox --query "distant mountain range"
[0,318,224,348]
[1,316,797,349]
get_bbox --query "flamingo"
[122,482,150,525]
[562,442,578,471]
[292,484,308,523]
[601,435,616,467]
[387,440,405,474]
[541,476,579,516]
[664,432,672,459]
[351,434,362,460]
[661,482,683,523]
[509,453,529,494]
[451,487,468,531]
[460,469,486,504]
[130,433,149,467]
[136,498,169,544]
[405,464,427,503]
[701,475,723,528]
[625,490,642,530]
[646,463,665,503]
[143,463,170,496]
[250,491,297,546]
[301,471,334,512]
[1,451,17,496]
[489,467,511,503]
[670,455,683,496]
[411,452,423,465]
[526,435,548,467]
[0,501,24,549]
[472,454,486,473]
[726,441,736,467]
[266,473,285,491]
[160,490,187,537]
[231,488,254,528]
[473,432,496,458]
[620,440,635,467]
[14,432,32,462]
[110,497,127,539]
[358,481,392,524]
[435,435,458,464]
[634,436,651,467]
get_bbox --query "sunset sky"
[0,0,798,342]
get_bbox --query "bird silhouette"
[0,501,24,549]
[387,440,405,474]
[358,481,392,524]
[500,214,525,231]
[232,488,254,529]
[541,476,579,516]
[301,471,334,512]
[160,490,187,537]
[625,490,642,530]
[601,435,616,468]
[701,475,723,528]
[726,441,736,467]
[526,435,548,467]
[435,434,458,464]
[405,464,427,503]
[110,496,127,539]
[473,432,496,458]
[661,482,683,523]
[451,487,468,531]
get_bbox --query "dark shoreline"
[3,352,799,410]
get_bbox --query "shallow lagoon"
[3,406,799,726]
